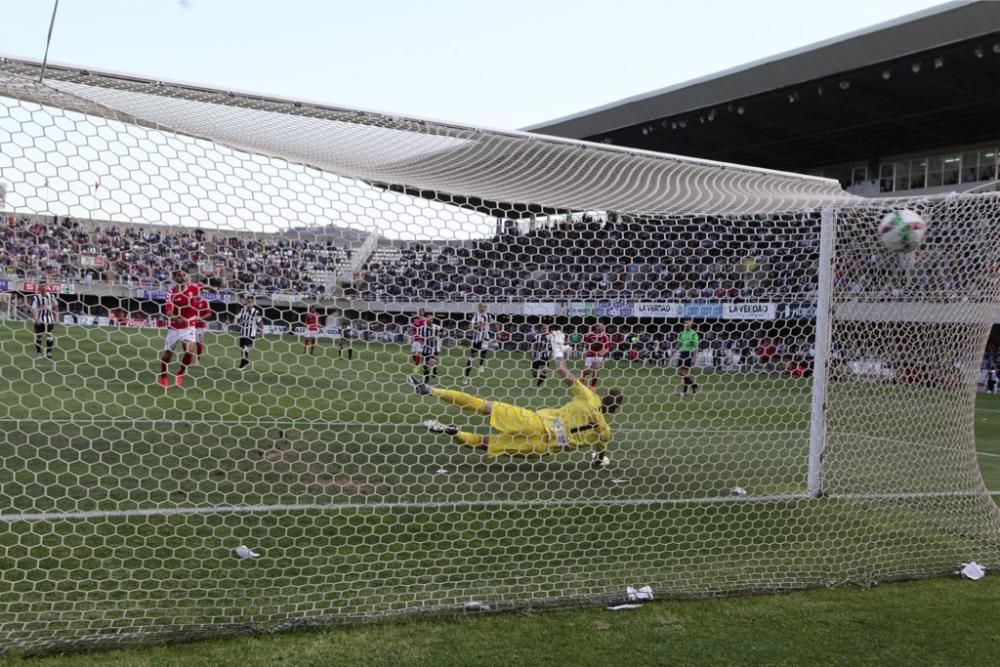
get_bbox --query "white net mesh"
[0,57,998,654]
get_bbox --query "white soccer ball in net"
[878,209,927,253]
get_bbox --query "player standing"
[338,317,354,360]
[409,308,426,370]
[464,303,495,384]
[303,305,321,355]
[30,281,58,359]
[235,295,263,369]
[581,322,611,389]
[158,269,199,388]
[677,318,700,395]
[530,323,552,387]
[417,313,444,385]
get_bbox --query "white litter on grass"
[435,468,449,475]
[464,601,490,611]
[233,545,260,560]
[626,585,654,601]
[607,604,643,611]
[611,479,628,484]
[731,486,748,496]
[961,561,986,580]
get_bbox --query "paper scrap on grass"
[961,562,986,580]
[611,479,628,484]
[233,545,260,560]
[731,486,747,496]
[435,468,449,475]
[607,604,643,611]
[627,585,654,601]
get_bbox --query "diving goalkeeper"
[409,333,623,466]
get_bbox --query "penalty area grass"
[2,576,999,667]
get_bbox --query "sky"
[0,0,953,131]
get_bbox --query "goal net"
[0,56,998,653]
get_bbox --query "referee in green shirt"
[677,319,700,395]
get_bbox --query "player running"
[463,303,495,384]
[677,318,700,395]
[409,308,426,370]
[235,295,264,369]
[411,337,622,465]
[30,281,58,359]
[303,305,321,355]
[191,291,212,364]
[530,323,552,387]
[581,322,611,389]
[158,269,199,388]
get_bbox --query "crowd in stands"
[0,213,347,295]
[360,212,820,303]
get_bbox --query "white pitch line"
[1,491,989,524]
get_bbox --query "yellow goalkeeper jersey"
[537,381,611,451]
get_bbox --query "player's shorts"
[421,346,440,360]
[470,340,489,353]
[584,355,605,370]
[239,337,255,349]
[194,328,206,342]
[678,351,694,368]
[164,328,197,351]
[486,402,557,458]
[304,329,318,339]
[33,322,55,335]
[411,340,422,354]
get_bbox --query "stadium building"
[526,1,1000,198]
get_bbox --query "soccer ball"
[878,209,927,253]
[591,451,610,468]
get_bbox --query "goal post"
[0,56,999,654]
[807,208,836,498]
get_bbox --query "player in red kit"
[191,292,212,363]
[409,308,426,370]
[582,322,611,389]
[158,270,199,388]
[303,305,321,355]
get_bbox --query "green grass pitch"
[1,321,998,653]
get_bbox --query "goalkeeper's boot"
[408,375,431,395]
[423,420,459,436]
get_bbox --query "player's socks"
[464,360,472,378]
[430,388,488,415]
[46,335,54,357]
[34,339,42,356]
[347,348,353,360]
[239,359,249,369]
[590,378,599,389]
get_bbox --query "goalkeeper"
[409,333,622,465]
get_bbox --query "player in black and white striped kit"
[31,282,58,359]
[235,296,264,369]
[530,323,553,387]
[463,303,495,384]
[417,313,444,385]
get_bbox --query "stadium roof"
[0,54,856,219]
[525,1,1000,172]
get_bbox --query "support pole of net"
[807,207,836,498]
